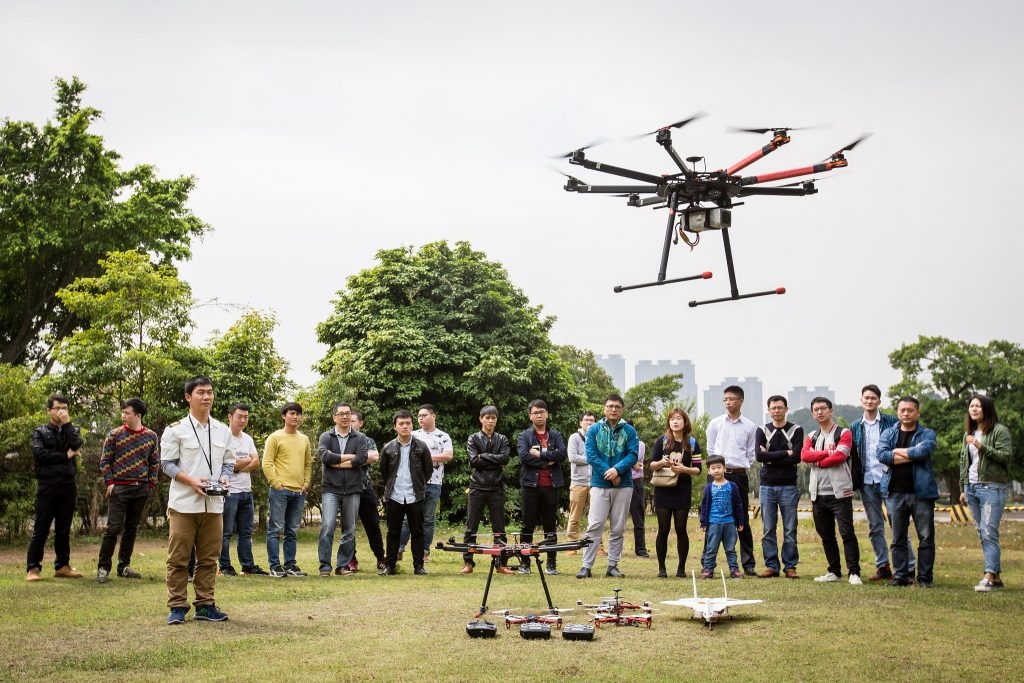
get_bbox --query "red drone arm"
[725,132,792,175]
[740,158,846,186]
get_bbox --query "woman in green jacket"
[958,394,1014,592]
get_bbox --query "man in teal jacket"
[577,393,639,579]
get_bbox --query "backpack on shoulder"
[807,425,862,491]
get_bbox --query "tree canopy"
[0,76,207,370]
[314,240,582,521]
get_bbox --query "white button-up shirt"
[706,413,757,469]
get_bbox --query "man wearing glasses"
[705,386,759,576]
[516,400,567,575]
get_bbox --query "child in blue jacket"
[699,455,745,579]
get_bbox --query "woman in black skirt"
[650,408,702,578]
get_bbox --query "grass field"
[2,516,1022,682]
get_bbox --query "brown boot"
[26,568,41,582]
[460,563,474,574]
[496,565,516,575]
[54,566,83,579]
[783,568,800,579]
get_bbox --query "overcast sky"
[4,1,1022,410]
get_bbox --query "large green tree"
[0,77,207,370]
[54,250,199,430]
[888,336,1024,499]
[314,240,582,522]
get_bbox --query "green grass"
[2,518,1023,682]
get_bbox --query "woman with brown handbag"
[650,408,702,578]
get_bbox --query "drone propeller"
[725,123,828,135]
[625,111,707,141]
[823,133,872,161]
[551,136,612,159]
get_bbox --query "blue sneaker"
[194,604,229,622]
[166,607,187,625]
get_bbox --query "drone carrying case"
[519,623,551,640]
[562,624,595,641]
[466,620,497,638]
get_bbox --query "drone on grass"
[554,113,868,307]
[577,588,656,628]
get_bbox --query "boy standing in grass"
[699,455,745,579]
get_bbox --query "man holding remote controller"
[160,376,235,625]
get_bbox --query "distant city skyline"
[597,354,850,422]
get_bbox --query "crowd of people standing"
[25,378,1015,624]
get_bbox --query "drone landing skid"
[614,271,711,293]
[688,227,785,308]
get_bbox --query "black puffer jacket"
[467,431,510,492]
[31,422,83,484]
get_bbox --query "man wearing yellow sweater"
[263,402,313,577]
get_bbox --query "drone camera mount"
[680,207,731,233]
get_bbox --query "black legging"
[655,507,690,576]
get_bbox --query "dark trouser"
[98,483,151,573]
[26,481,76,572]
[521,485,559,567]
[352,485,385,564]
[888,492,935,584]
[717,470,754,571]
[385,498,424,569]
[655,506,690,575]
[220,491,255,571]
[812,494,860,577]
[463,488,507,566]
[629,478,647,553]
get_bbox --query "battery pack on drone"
[466,620,497,638]
[519,623,551,640]
[561,624,595,641]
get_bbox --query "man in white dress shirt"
[705,385,759,576]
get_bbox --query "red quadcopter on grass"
[554,114,868,306]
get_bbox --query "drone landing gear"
[614,190,714,294]
[688,227,785,308]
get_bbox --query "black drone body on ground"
[556,114,867,307]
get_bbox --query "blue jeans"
[400,483,441,553]
[220,491,255,570]
[702,522,738,573]
[760,485,799,572]
[964,483,1006,574]
[319,491,361,572]
[861,482,914,570]
[267,488,304,569]
[888,491,935,584]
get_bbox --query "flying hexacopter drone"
[555,114,868,307]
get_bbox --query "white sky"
[4,0,1023,408]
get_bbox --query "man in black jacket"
[517,399,568,575]
[316,402,369,577]
[27,394,84,581]
[378,409,434,575]
[461,406,514,575]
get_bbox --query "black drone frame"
[436,536,591,618]
[559,118,865,307]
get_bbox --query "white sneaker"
[975,578,994,593]
[814,572,841,583]
[849,574,863,586]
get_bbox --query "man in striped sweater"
[96,398,161,583]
